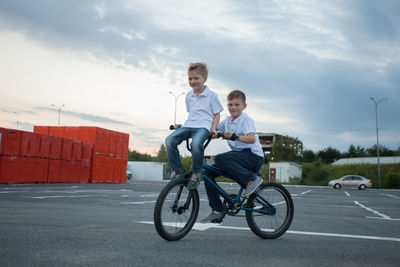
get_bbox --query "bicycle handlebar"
[169,124,182,130]
[169,124,213,151]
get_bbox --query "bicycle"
[154,132,294,241]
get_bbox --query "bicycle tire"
[154,179,200,241]
[245,182,294,239]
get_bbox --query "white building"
[332,156,400,166]
[269,162,302,183]
[127,162,168,181]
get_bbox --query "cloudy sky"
[0,0,399,156]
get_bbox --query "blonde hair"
[188,62,208,77]
[227,90,246,103]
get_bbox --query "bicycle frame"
[201,163,276,216]
[183,136,276,216]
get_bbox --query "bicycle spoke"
[154,180,199,241]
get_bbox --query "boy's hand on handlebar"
[169,124,182,130]
[217,132,238,141]
[210,128,218,139]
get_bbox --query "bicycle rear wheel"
[154,179,200,241]
[246,182,294,239]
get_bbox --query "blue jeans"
[204,149,264,212]
[165,127,210,173]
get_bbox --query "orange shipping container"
[60,160,73,183]
[21,131,38,158]
[19,157,35,183]
[34,158,49,183]
[108,131,118,157]
[33,126,49,135]
[49,127,65,138]
[113,158,122,183]
[48,159,61,183]
[69,161,81,183]
[2,129,21,156]
[0,156,20,183]
[71,141,82,161]
[91,155,114,183]
[36,134,51,159]
[81,142,92,161]
[120,133,130,158]
[33,126,128,157]
[113,157,127,183]
[1,155,39,184]
[61,138,73,161]
[0,127,6,156]
[80,161,91,183]
[93,127,110,155]
[121,158,128,183]
[49,136,62,160]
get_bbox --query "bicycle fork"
[171,185,193,214]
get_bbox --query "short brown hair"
[227,90,246,103]
[188,62,208,77]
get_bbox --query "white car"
[126,169,133,180]
[328,175,372,190]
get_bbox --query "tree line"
[129,142,400,165]
[128,144,168,162]
[296,144,400,164]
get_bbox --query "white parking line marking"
[366,216,400,221]
[26,195,109,199]
[0,191,29,194]
[137,221,400,242]
[37,189,133,194]
[301,190,311,195]
[121,201,157,204]
[381,193,400,199]
[354,201,391,220]
[140,194,159,197]
[344,191,350,197]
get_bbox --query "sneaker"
[242,176,263,197]
[169,169,185,181]
[200,210,225,223]
[186,172,202,190]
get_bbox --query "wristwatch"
[230,133,238,141]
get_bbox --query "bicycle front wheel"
[246,182,294,239]
[154,179,200,241]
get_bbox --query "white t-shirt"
[183,86,224,131]
[217,112,264,158]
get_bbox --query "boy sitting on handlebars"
[165,62,223,189]
[201,90,264,223]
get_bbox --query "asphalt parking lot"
[1,181,399,267]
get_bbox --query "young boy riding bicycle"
[165,62,223,189]
[201,90,264,223]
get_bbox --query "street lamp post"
[169,91,184,126]
[13,111,19,129]
[51,104,65,126]
[370,97,388,189]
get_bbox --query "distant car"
[126,169,133,180]
[328,175,372,190]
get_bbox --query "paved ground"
[0,181,399,266]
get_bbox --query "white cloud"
[0,0,399,154]
[93,4,106,19]
[0,31,186,153]
[99,27,146,40]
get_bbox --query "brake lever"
[169,124,182,130]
